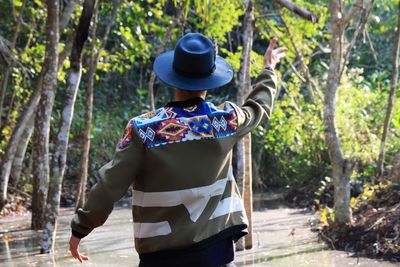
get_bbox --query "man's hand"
[69,235,89,263]
[264,39,288,70]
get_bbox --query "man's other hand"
[69,235,89,263]
[264,39,288,70]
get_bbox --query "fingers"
[70,248,89,263]
[273,46,288,63]
[80,254,89,261]
[275,47,288,61]
[275,47,288,54]
[265,39,277,56]
[69,235,89,262]
[264,39,287,68]
[70,247,82,262]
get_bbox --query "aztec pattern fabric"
[119,101,238,149]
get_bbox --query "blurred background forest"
[0,0,399,260]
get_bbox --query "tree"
[30,0,60,230]
[0,0,78,213]
[76,0,120,209]
[0,1,57,212]
[376,0,400,179]
[9,117,34,187]
[41,0,97,253]
[235,0,254,250]
[324,0,374,226]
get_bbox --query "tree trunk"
[0,74,43,211]
[235,0,254,251]
[391,148,400,182]
[148,8,182,111]
[59,0,79,32]
[31,0,60,230]
[323,0,353,226]
[376,1,400,179]
[10,115,35,187]
[41,0,97,253]
[235,140,245,251]
[76,0,120,209]
[243,133,253,249]
[0,0,78,212]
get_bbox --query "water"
[0,194,397,267]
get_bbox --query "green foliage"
[192,0,243,44]
[337,68,400,161]
[1,0,400,217]
[256,0,328,67]
[257,81,328,187]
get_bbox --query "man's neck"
[174,89,207,101]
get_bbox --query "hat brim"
[153,51,234,91]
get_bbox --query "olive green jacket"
[71,68,277,255]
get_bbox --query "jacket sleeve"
[230,68,277,138]
[70,119,144,238]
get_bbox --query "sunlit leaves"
[13,0,24,7]
[335,68,400,160]
[256,0,328,70]
[199,0,243,43]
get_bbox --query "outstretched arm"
[233,39,287,137]
[69,120,144,262]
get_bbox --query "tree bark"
[323,0,353,226]
[9,0,78,185]
[148,8,182,111]
[274,0,319,22]
[0,0,78,212]
[76,0,120,209]
[391,148,400,182]
[376,1,400,179]
[59,0,79,32]
[41,0,97,253]
[10,115,35,187]
[0,74,42,211]
[235,0,254,251]
[31,0,60,230]
[0,1,57,210]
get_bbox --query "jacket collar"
[165,97,205,108]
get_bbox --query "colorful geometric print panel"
[128,101,238,148]
[118,120,135,149]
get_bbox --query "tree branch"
[59,0,80,33]
[339,0,374,79]
[344,0,363,26]
[274,0,319,22]
[365,28,378,65]
[70,0,96,70]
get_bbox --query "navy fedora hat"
[153,33,234,91]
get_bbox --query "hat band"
[173,64,216,78]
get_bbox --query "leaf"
[33,0,43,7]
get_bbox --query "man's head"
[153,33,234,93]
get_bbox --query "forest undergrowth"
[318,181,400,262]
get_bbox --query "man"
[69,33,286,267]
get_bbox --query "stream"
[0,193,397,267]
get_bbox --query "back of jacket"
[70,68,277,255]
